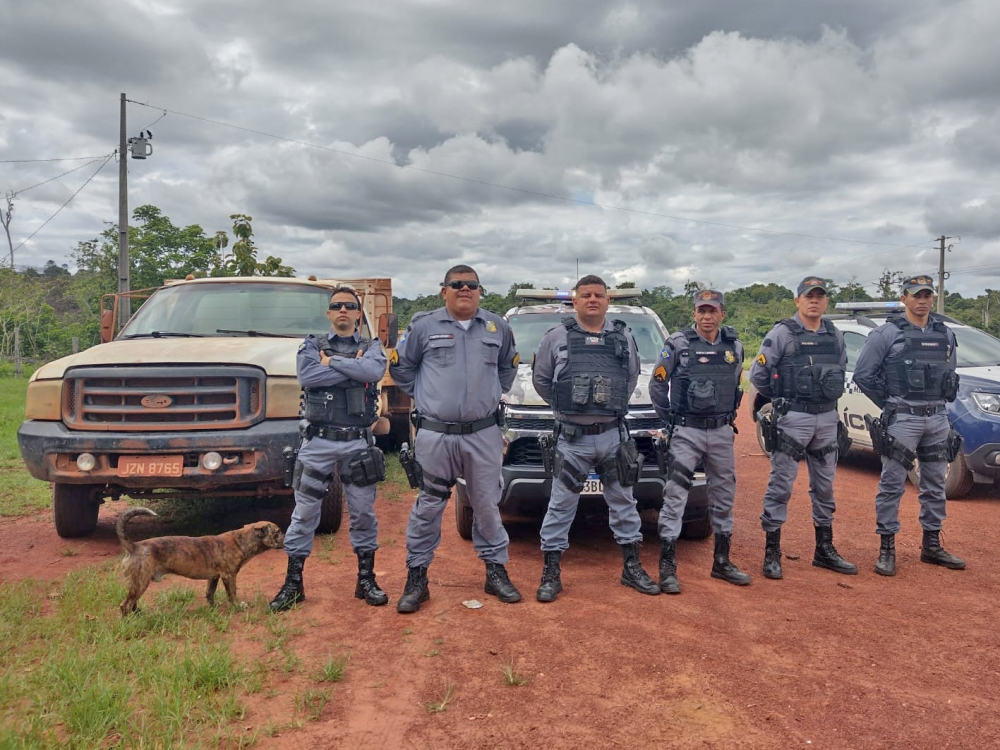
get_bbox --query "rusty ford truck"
[17,275,406,537]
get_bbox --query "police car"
[453,289,712,540]
[751,302,1000,498]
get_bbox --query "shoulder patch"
[512,352,520,366]
[659,346,671,360]
[485,320,497,333]
[653,365,667,382]
[298,342,306,352]
[755,353,767,366]
[398,332,408,346]
[388,349,399,365]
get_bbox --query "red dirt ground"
[2,402,998,749]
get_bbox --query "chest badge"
[724,350,735,364]
[698,356,710,363]
[485,320,497,333]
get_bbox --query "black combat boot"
[874,533,896,577]
[354,550,389,606]
[711,533,752,586]
[485,562,522,603]
[920,530,966,570]
[620,542,660,595]
[269,555,306,613]
[536,551,563,603]
[658,538,680,595]
[396,566,430,614]
[812,525,858,575]
[763,530,783,580]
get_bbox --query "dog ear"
[253,523,267,538]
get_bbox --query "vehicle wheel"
[317,476,344,534]
[907,451,974,499]
[52,484,101,538]
[454,480,474,541]
[679,515,712,541]
[755,403,773,457]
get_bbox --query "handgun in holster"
[399,441,422,490]
[538,433,557,477]
[282,446,298,488]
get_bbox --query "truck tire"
[53,484,101,538]
[908,452,974,499]
[316,478,344,534]
[454,480,474,541]
[679,515,712,541]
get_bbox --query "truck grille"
[62,366,264,431]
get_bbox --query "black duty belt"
[309,425,368,441]
[894,402,946,416]
[674,413,734,429]
[416,413,497,435]
[558,420,620,436]
[785,401,838,415]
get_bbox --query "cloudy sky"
[2,0,1000,298]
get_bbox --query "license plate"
[118,455,184,477]
[582,475,604,496]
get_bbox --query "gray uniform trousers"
[761,410,839,531]
[874,411,949,534]
[540,429,643,552]
[659,424,736,540]
[405,425,510,568]
[284,435,377,557]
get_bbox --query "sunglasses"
[442,280,481,291]
[329,301,360,311]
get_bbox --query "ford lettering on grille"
[141,395,173,409]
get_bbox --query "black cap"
[796,276,828,296]
[693,289,724,309]
[902,274,935,294]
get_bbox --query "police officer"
[650,289,751,593]
[271,285,389,612]
[853,275,965,576]
[750,276,857,579]
[533,275,659,602]
[391,265,522,613]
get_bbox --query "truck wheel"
[908,452,974,499]
[755,403,772,457]
[317,478,344,534]
[53,484,101,538]
[454,481,474,541]
[679,515,712,541]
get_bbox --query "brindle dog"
[117,507,285,616]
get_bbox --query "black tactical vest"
[884,315,955,401]
[302,335,380,427]
[776,318,846,404]
[669,327,740,416]
[552,318,630,418]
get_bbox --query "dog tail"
[116,507,157,554]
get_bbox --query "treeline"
[2,204,998,365]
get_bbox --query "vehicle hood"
[30,337,300,380]
[957,366,1000,392]
[505,363,655,407]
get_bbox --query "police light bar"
[834,301,904,312]
[514,288,642,301]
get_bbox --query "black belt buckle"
[460,422,475,435]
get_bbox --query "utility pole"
[937,235,953,315]
[118,93,131,325]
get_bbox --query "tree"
[212,214,294,277]
[616,281,636,289]
[875,269,905,300]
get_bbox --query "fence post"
[14,324,22,377]
[72,337,80,354]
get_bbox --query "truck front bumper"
[17,419,300,490]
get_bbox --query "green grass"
[0,376,51,518]
[0,563,282,748]
[424,681,456,714]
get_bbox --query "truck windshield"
[953,326,1000,368]
[120,282,362,338]
[508,311,667,364]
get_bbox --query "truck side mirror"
[100,308,115,344]
[378,312,399,349]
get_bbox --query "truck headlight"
[76,453,96,472]
[971,392,1000,414]
[201,452,223,471]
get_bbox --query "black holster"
[399,442,422,490]
[283,446,298,488]
[538,433,557,477]
[614,438,643,487]
[836,421,853,456]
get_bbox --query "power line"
[127,98,936,252]
[9,155,111,197]
[0,156,110,164]
[11,153,115,255]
